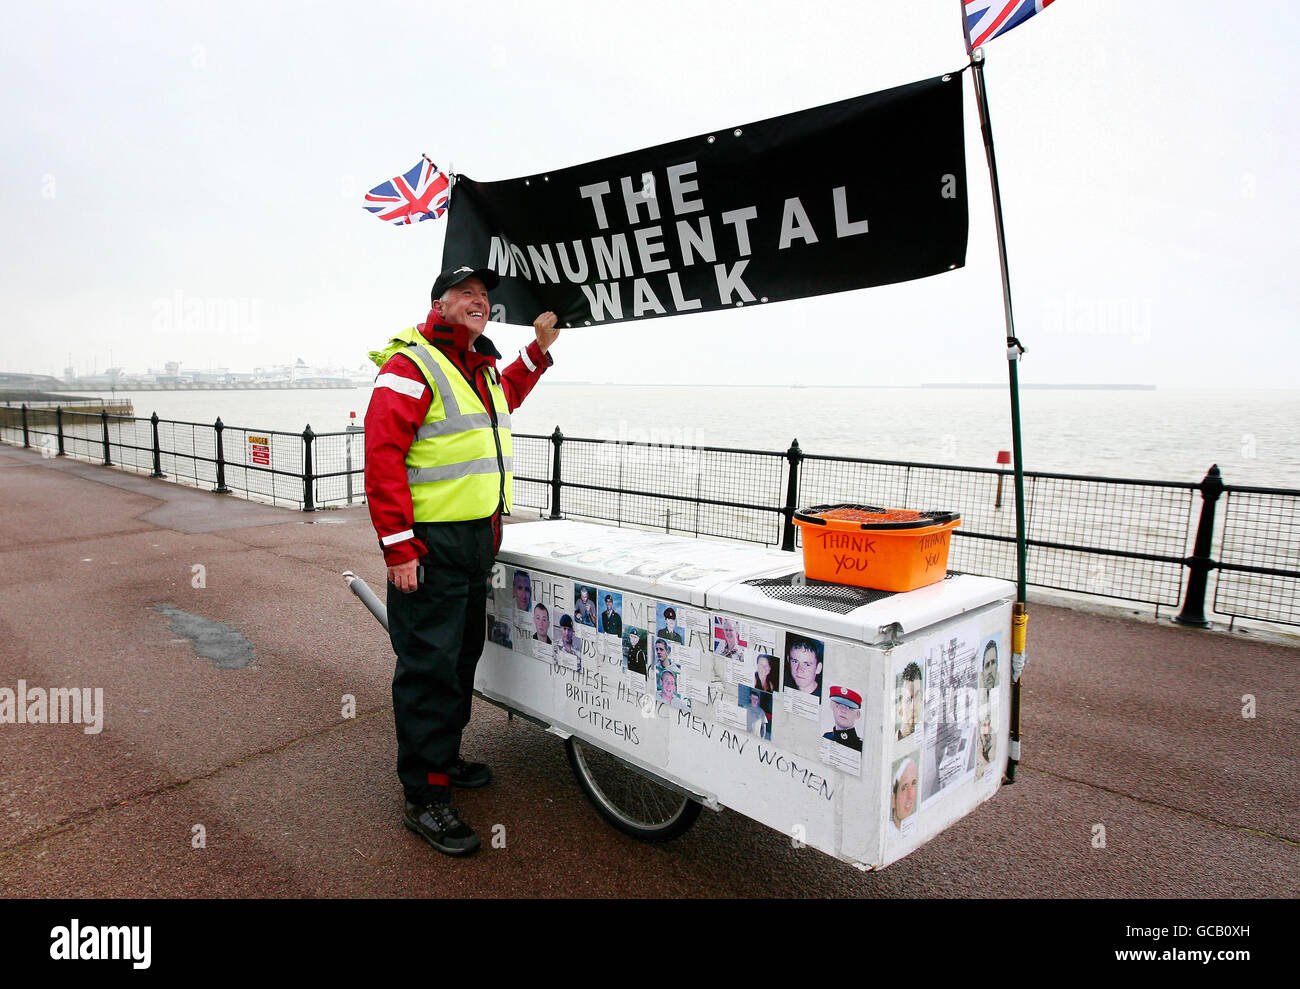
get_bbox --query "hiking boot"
[447,757,493,789]
[403,800,481,856]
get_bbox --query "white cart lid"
[705,571,1016,644]
[502,519,1015,642]
[499,519,798,607]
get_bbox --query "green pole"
[970,48,1028,783]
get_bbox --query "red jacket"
[365,312,552,566]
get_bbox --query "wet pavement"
[1,444,1296,898]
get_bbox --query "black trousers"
[388,517,496,804]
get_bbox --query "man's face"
[629,630,639,646]
[983,644,998,685]
[513,577,529,609]
[661,673,676,697]
[749,691,761,708]
[664,614,676,632]
[604,598,614,614]
[533,607,549,637]
[896,679,919,733]
[894,763,918,820]
[654,640,668,663]
[562,626,574,647]
[580,589,590,603]
[722,621,738,648]
[789,646,821,692]
[437,276,490,338]
[831,701,859,730]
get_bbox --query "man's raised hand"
[534,311,560,353]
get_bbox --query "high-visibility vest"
[373,330,512,522]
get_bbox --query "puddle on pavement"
[155,604,256,669]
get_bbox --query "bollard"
[345,411,362,504]
[100,409,113,465]
[56,406,65,456]
[780,439,804,552]
[213,418,231,493]
[1173,464,1224,628]
[549,426,564,519]
[21,403,30,448]
[302,424,316,512]
[150,412,166,478]
[994,450,1011,509]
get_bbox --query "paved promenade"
[1,445,1296,898]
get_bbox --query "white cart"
[477,519,1014,871]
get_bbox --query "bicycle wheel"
[565,736,701,842]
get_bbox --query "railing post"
[21,403,31,448]
[150,412,166,478]
[100,409,113,465]
[56,406,65,456]
[549,426,564,519]
[780,438,803,552]
[213,417,231,493]
[1173,464,1224,628]
[302,424,316,512]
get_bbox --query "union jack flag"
[963,0,1056,51]
[363,157,451,226]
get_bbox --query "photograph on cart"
[890,753,920,838]
[819,685,864,777]
[574,584,599,628]
[893,659,924,743]
[919,621,981,806]
[781,631,826,723]
[598,590,623,639]
[623,625,649,676]
[656,665,690,711]
[556,613,582,672]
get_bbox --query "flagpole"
[969,46,1028,784]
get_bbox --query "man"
[365,264,559,857]
[745,688,770,739]
[714,618,741,658]
[785,636,823,697]
[532,603,552,643]
[599,594,621,637]
[895,661,922,741]
[512,570,532,612]
[558,613,581,670]
[652,637,671,671]
[625,628,648,676]
[574,586,597,627]
[822,686,863,751]
[656,606,683,643]
[891,758,919,830]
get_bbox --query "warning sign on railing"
[247,435,270,466]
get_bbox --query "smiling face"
[893,761,918,821]
[660,672,677,698]
[756,655,772,681]
[721,620,738,649]
[435,276,490,338]
[789,645,821,693]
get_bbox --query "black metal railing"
[2,403,1296,628]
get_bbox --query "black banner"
[443,71,968,327]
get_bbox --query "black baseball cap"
[430,265,499,307]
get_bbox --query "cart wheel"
[565,737,701,842]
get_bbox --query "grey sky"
[2,1,1296,387]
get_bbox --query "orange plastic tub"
[792,504,961,592]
